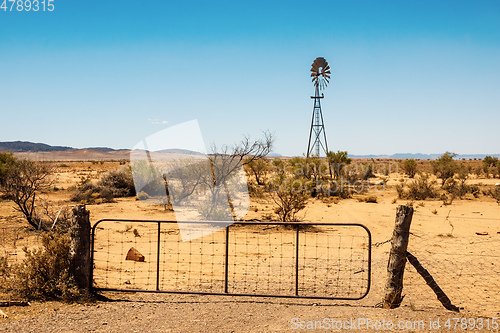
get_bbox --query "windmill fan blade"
[311,57,327,72]
[311,57,331,89]
[318,58,327,67]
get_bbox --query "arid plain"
[0,152,499,332]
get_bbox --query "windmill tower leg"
[307,86,329,158]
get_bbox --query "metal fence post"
[157,222,161,291]
[224,225,230,293]
[295,225,299,296]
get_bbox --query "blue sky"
[1,0,499,156]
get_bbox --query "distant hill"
[0,141,128,153]
[0,141,73,152]
[350,153,500,160]
[156,148,204,155]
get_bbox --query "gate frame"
[90,219,371,300]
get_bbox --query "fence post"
[71,205,91,292]
[383,205,413,309]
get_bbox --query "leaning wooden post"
[405,251,460,312]
[70,205,91,292]
[383,205,414,309]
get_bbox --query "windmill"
[307,57,331,158]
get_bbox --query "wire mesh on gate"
[91,220,371,300]
[404,213,500,317]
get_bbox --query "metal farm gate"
[90,219,371,300]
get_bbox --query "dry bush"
[9,231,81,301]
[396,173,438,200]
[358,195,378,203]
[318,181,351,199]
[71,167,135,203]
[485,186,500,204]
[98,167,136,197]
[0,256,11,293]
[442,165,479,201]
[270,176,310,222]
[247,180,265,198]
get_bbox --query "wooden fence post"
[383,205,414,309]
[71,205,91,292]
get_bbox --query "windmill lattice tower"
[307,57,331,158]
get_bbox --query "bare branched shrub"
[0,157,54,229]
[270,176,310,222]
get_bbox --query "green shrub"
[432,152,457,187]
[402,159,418,178]
[327,151,352,179]
[244,158,269,185]
[0,152,16,186]
[483,156,499,168]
